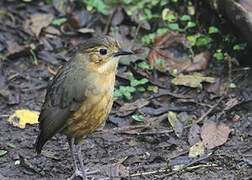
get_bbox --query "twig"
[0,114,9,118]
[131,22,143,48]
[232,66,250,72]
[186,163,218,170]
[130,169,172,177]
[228,55,232,83]
[103,8,117,35]
[194,96,224,124]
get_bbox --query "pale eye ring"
[99,48,107,55]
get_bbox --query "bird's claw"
[67,168,100,180]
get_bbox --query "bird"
[35,34,133,180]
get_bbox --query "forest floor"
[0,1,251,179]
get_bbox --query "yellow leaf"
[8,109,39,129]
[171,73,215,88]
[189,141,206,158]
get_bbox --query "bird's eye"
[99,48,107,55]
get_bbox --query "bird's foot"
[67,168,99,180]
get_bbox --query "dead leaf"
[171,72,215,88]
[201,120,231,149]
[148,31,191,74]
[188,123,201,146]
[4,42,25,58]
[44,26,61,35]
[94,163,129,179]
[8,109,39,128]
[111,7,124,26]
[168,111,183,138]
[117,98,150,117]
[189,141,206,158]
[206,78,221,94]
[77,28,95,34]
[185,52,209,72]
[28,13,54,38]
[124,7,150,30]
[66,8,93,29]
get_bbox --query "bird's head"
[77,35,133,73]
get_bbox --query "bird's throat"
[97,58,119,74]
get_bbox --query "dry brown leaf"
[117,98,149,117]
[188,123,201,146]
[148,32,210,74]
[206,78,221,94]
[201,120,231,149]
[95,163,129,179]
[185,52,209,72]
[29,13,54,38]
[148,31,190,74]
[111,7,124,26]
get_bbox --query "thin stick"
[103,8,117,35]
[194,96,224,124]
[228,55,232,83]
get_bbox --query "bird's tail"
[35,133,46,154]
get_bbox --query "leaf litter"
[0,0,251,179]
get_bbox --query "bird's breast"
[61,70,116,142]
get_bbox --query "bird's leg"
[76,144,88,180]
[69,137,79,171]
[67,137,83,180]
[77,144,100,178]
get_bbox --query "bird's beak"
[113,49,133,57]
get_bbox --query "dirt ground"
[0,49,251,180]
[0,1,252,180]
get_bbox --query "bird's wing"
[35,60,88,153]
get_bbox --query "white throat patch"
[97,58,119,74]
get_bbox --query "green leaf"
[155,59,165,66]
[30,49,38,65]
[138,61,150,70]
[196,36,211,46]
[141,33,156,45]
[44,0,52,4]
[132,115,146,122]
[144,8,152,19]
[180,15,191,21]
[0,53,8,61]
[15,160,20,165]
[229,83,236,88]
[151,0,159,6]
[130,77,148,87]
[137,87,145,92]
[185,21,196,29]
[86,0,109,15]
[157,28,168,35]
[147,85,153,91]
[116,86,136,100]
[208,26,219,34]
[168,23,180,31]
[233,43,247,51]
[0,150,7,157]
[124,91,132,100]
[6,143,16,148]
[114,89,122,100]
[187,34,200,45]
[213,49,224,60]
[52,17,67,26]
[123,0,132,4]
